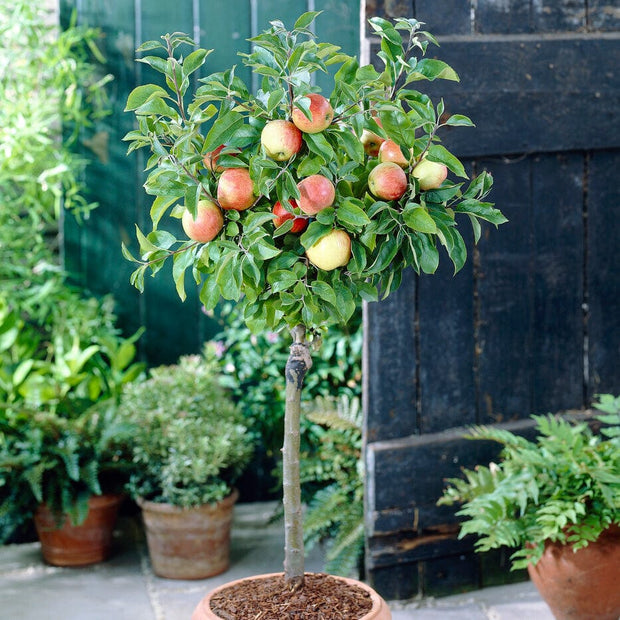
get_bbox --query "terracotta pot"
[34,493,123,567]
[527,525,620,620]
[191,572,391,619]
[138,489,238,580]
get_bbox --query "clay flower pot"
[191,572,391,619]
[138,489,238,580]
[34,493,123,567]
[527,525,620,620]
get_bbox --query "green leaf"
[427,144,468,179]
[172,247,196,301]
[125,84,169,111]
[366,237,399,275]
[411,58,459,82]
[336,199,371,229]
[403,205,437,234]
[444,114,474,127]
[203,110,245,154]
[183,48,210,77]
[311,281,337,306]
[294,11,322,30]
[135,97,179,118]
[305,131,335,161]
[300,221,333,250]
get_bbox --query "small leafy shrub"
[120,353,254,507]
[438,396,620,569]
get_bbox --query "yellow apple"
[306,229,351,271]
[412,159,448,190]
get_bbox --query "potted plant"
[119,351,253,579]
[438,395,620,620]
[0,297,145,564]
[122,11,505,618]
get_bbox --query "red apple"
[412,159,448,190]
[306,229,351,271]
[297,174,335,215]
[261,120,303,161]
[217,168,255,211]
[368,162,408,201]
[181,200,223,242]
[272,199,308,233]
[292,93,334,134]
[203,145,226,172]
[378,140,412,168]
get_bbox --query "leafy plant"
[123,12,505,589]
[0,2,145,542]
[119,353,253,508]
[301,395,364,578]
[438,396,620,570]
[212,302,362,461]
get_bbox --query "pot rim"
[136,488,239,514]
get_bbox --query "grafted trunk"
[282,324,312,590]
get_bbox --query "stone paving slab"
[0,502,552,619]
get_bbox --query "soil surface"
[209,572,373,619]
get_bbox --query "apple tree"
[122,13,506,589]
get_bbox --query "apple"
[203,145,226,172]
[297,174,336,215]
[292,93,334,134]
[368,162,408,201]
[272,199,308,233]
[378,140,412,168]
[305,229,351,271]
[412,159,448,190]
[217,168,255,211]
[360,129,385,157]
[181,200,224,242]
[261,120,303,161]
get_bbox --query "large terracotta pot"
[191,572,391,619]
[527,525,620,620]
[138,489,238,580]
[34,493,123,567]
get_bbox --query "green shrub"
[120,353,254,508]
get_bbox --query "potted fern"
[438,395,620,620]
[119,352,253,579]
[122,12,505,618]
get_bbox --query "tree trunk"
[282,324,312,590]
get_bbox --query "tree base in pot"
[192,572,391,619]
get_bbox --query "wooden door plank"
[476,157,535,422]
[587,150,620,397]
[530,153,585,413]
[369,34,620,157]
[363,274,418,443]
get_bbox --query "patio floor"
[0,501,553,619]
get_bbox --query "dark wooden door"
[363,0,620,600]
[61,0,360,365]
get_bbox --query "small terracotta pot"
[191,572,391,619]
[527,525,620,620]
[138,489,238,580]
[34,493,123,567]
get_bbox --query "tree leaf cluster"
[123,13,506,335]
[438,398,620,570]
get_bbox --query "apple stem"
[282,323,312,590]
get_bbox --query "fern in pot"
[120,352,253,579]
[438,395,620,620]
